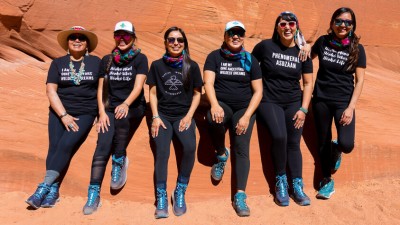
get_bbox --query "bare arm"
[179,87,201,132]
[203,70,224,123]
[293,73,313,129]
[115,74,147,119]
[149,84,166,137]
[340,67,365,125]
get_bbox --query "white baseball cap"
[114,21,135,34]
[225,20,246,31]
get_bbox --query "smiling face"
[67,34,88,55]
[331,12,353,39]
[224,27,245,52]
[114,31,135,52]
[276,19,297,46]
[164,30,185,57]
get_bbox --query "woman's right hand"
[61,114,80,132]
[151,117,166,138]
[211,105,224,124]
[96,112,110,133]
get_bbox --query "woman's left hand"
[298,43,311,62]
[293,110,306,129]
[115,103,129,119]
[235,115,250,135]
[179,115,192,132]
[340,107,354,126]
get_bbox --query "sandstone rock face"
[0,0,399,202]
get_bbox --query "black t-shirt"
[46,55,101,116]
[204,49,262,110]
[311,35,367,102]
[147,59,203,120]
[252,39,313,104]
[99,53,148,110]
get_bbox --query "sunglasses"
[114,33,133,42]
[227,29,245,38]
[166,37,185,44]
[68,34,87,41]
[278,21,297,28]
[334,19,353,27]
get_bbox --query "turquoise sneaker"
[110,155,129,190]
[26,182,51,209]
[172,182,188,216]
[232,192,250,217]
[211,148,230,181]
[83,185,101,215]
[155,188,169,219]
[291,178,310,206]
[316,178,335,199]
[274,174,289,206]
[41,182,60,208]
[331,140,342,173]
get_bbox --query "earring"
[85,49,89,56]
[67,49,70,54]
[349,30,353,37]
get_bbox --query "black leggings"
[206,101,256,191]
[312,98,355,178]
[257,101,303,178]
[154,116,197,188]
[89,108,144,185]
[46,110,95,174]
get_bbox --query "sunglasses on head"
[227,29,245,38]
[278,21,297,28]
[334,18,353,27]
[114,33,133,42]
[68,34,87,41]
[166,37,185,44]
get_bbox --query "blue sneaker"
[291,178,310,206]
[211,148,230,181]
[155,188,169,219]
[274,174,289,206]
[26,182,51,209]
[83,185,101,215]
[331,140,342,173]
[316,178,335,199]
[232,192,250,217]
[111,155,129,190]
[41,182,60,208]
[172,182,188,216]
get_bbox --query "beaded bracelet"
[299,107,308,114]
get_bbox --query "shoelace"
[156,189,167,209]
[175,184,187,207]
[87,187,100,206]
[215,162,226,176]
[111,160,123,182]
[34,184,50,198]
[235,195,249,210]
[293,180,306,197]
[276,177,288,196]
[45,188,58,200]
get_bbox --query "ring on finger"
[68,124,73,128]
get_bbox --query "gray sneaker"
[83,185,101,215]
[110,155,129,190]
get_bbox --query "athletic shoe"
[25,182,51,209]
[172,182,188,216]
[232,192,250,217]
[211,147,230,181]
[41,182,60,208]
[331,140,342,173]
[316,178,335,199]
[110,155,129,190]
[274,174,289,206]
[83,185,101,215]
[291,178,310,206]
[155,188,169,219]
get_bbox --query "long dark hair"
[164,26,192,90]
[328,7,360,72]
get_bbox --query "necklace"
[69,58,85,85]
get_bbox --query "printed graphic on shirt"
[220,62,246,76]
[163,71,183,96]
[109,66,133,81]
[272,52,300,69]
[60,68,94,82]
[322,47,349,66]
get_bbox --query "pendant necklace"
[69,57,85,85]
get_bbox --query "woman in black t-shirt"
[252,11,313,207]
[83,21,148,215]
[26,26,100,209]
[204,21,263,217]
[311,7,366,200]
[147,27,203,219]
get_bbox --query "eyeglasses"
[278,21,297,28]
[227,29,245,38]
[334,19,353,27]
[68,34,87,41]
[114,33,133,42]
[166,37,185,44]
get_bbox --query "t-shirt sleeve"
[191,62,203,88]
[146,61,156,85]
[98,56,111,78]
[251,41,263,62]
[357,44,367,68]
[311,36,323,55]
[302,57,313,74]
[46,60,59,84]
[136,54,149,75]
[250,55,262,80]
[203,51,217,72]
